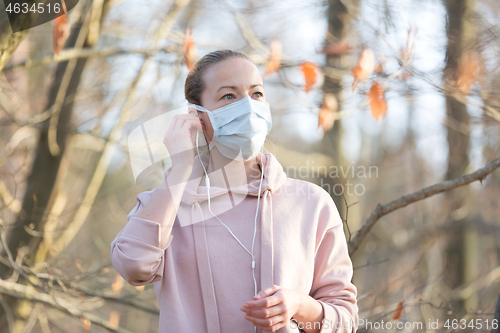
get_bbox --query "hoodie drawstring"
[192,203,222,333]
[191,190,274,333]
[259,189,274,292]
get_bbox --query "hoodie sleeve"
[309,202,359,333]
[110,189,173,286]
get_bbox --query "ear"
[188,107,197,116]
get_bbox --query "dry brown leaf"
[264,38,282,75]
[53,2,69,56]
[352,48,375,90]
[400,27,417,66]
[182,27,197,70]
[81,318,91,331]
[392,301,404,320]
[112,274,124,294]
[318,93,338,132]
[456,52,478,95]
[399,71,411,81]
[75,260,84,273]
[300,62,321,92]
[109,311,120,328]
[321,41,351,56]
[368,82,387,120]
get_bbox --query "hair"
[184,49,254,106]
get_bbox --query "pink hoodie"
[110,153,358,333]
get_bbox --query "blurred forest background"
[1,0,500,332]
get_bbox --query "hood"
[177,152,287,206]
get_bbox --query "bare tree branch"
[69,284,159,315]
[0,294,14,333]
[450,266,500,301]
[0,279,133,333]
[2,45,178,73]
[348,156,500,255]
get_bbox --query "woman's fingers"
[245,303,287,319]
[163,113,204,167]
[173,114,202,131]
[246,314,285,327]
[255,284,280,299]
[243,292,283,310]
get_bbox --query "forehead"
[202,57,263,89]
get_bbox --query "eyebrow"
[216,84,263,92]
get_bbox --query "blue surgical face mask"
[188,96,272,161]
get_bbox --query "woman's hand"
[163,113,204,169]
[240,285,304,332]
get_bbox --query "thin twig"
[0,294,14,333]
[0,221,47,292]
[2,45,177,73]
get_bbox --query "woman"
[110,50,358,333]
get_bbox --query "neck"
[204,147,262,189]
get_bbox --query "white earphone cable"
[196,131,263,298]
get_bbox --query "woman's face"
[194,57,266,143]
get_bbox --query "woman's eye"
[253,91,264,98]
[222,93,235,100]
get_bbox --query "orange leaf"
[264,38,282,75]
[81,318,91,331]
[112,275,124,294]
[399,72,411,81]
[368,82,387,120]
[318,93,338,132]
[352,48,375,90]
[182,27,197,70]
[392,301,404,320]
[53,4,69,56]
[109,311,120,329]
[456,52,478,95]
[300,62,321,92]
[321,41,351,56]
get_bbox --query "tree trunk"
[322,0,359,219]
[442,0,477,312]
[0,0,110,327]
